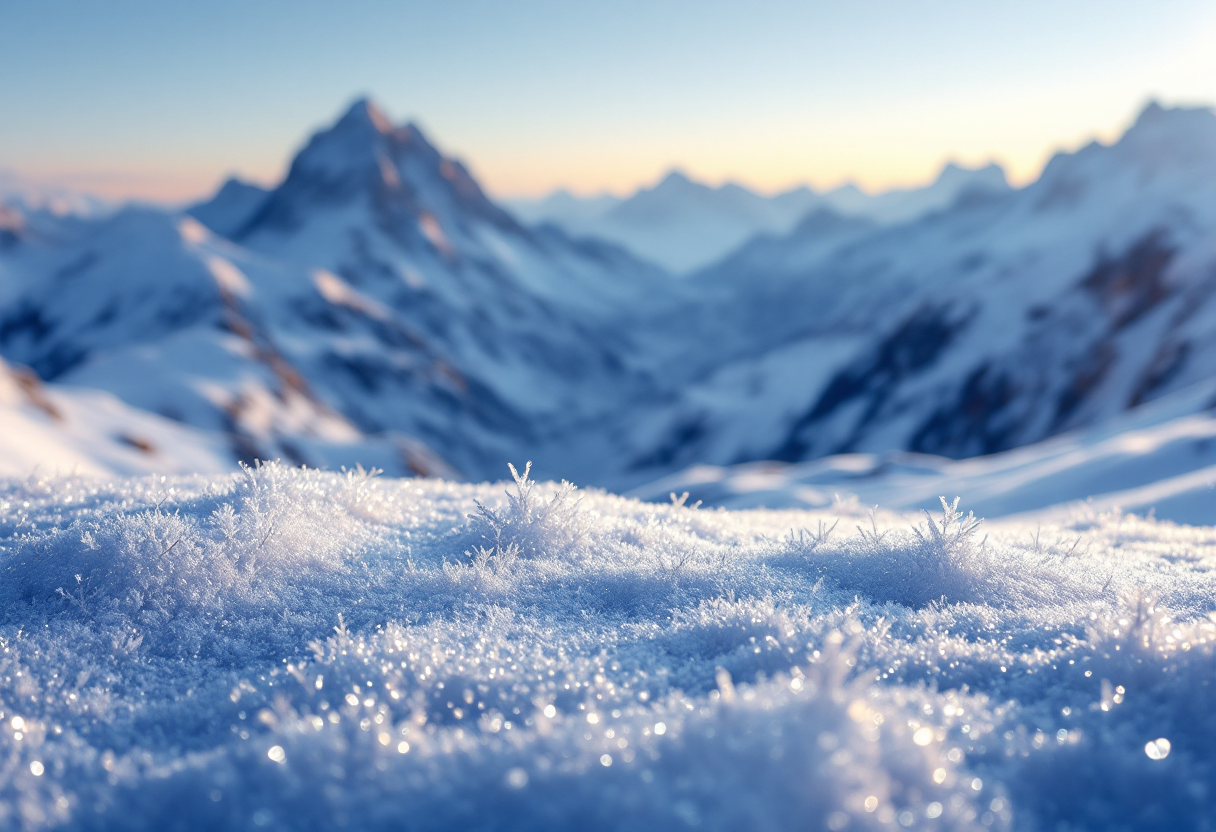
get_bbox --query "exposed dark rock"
[772,303,969,460]
[1052,341,1117,427]
[10,364,62,421]
[1081,230,1175,330]
[910,364,1021,457]
[117,433,156,454]
[0,302,54,348]
[54,252,98,282]
[1130,340,1190,407]
[630,416,707,470]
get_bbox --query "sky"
[1,1,1215,203]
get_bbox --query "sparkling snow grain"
[0,463,1214,829]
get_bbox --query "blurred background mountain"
[6,99,1216,522]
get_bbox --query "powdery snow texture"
[0,463,1212,830]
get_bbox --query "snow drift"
[1,463,1212,830]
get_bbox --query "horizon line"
[3,95,1207,208]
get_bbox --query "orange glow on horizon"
[0,104,1149,206]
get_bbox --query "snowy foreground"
[2,464,1214,831]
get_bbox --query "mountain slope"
[629,103,1216,485]
[187,177,269,238]
[0,353,230,477]
[632,374,1216,524]
[0,101,675,482]
[0,205,435,474]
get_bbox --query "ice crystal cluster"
[0,462,1214,830]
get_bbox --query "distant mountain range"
[5,98,1216,518]
[506,162,1010,273]
[0,169,115,219]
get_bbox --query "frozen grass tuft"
[467,461,585,560]
[768,496,1086,609]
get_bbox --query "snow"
[0,356,231,478]
[631,376,1216,524]
[1,461,1214,829]
[8,96,1216,828]
[506,162,1009,275]
[186,178,269,239]
[11,100,1216,490]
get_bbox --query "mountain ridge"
[628,101,1216,482]
[6,99,1216,508]
[0,99,676,482]
[506,159,1010,273]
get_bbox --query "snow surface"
[1,461,1213,830]
[0,356,231,478]
[631,376,1216,525]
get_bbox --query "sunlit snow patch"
[1,462,1215,829]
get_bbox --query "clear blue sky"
[2,0,1214,202]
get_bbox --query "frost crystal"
[0,463,1213,829]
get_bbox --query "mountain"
[220,99,677,478]
[508,171,821,273]
[694,207,880,282]
[506,188,622,227]
[506,163,1009,274]
[8,97,1216,520]
[0,100,673,481]
[0,201,24,250]
[628,102,1216,487]
[821,161,1010,224]
[0,169,114,218]
[187,176,269,238]
[585,171,822,273]
[0,203,421,473]
[631,374,1216,524]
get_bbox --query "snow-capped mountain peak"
[1036,101,1216,193]
[652,169,698,192]
[236,98,513,242]
[294,97,414,179]
[346,95,396,133]
[186,176,269,238]
[1114,100,1216,168]
[932,160,1008,195]
[1124,99,1216,140]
